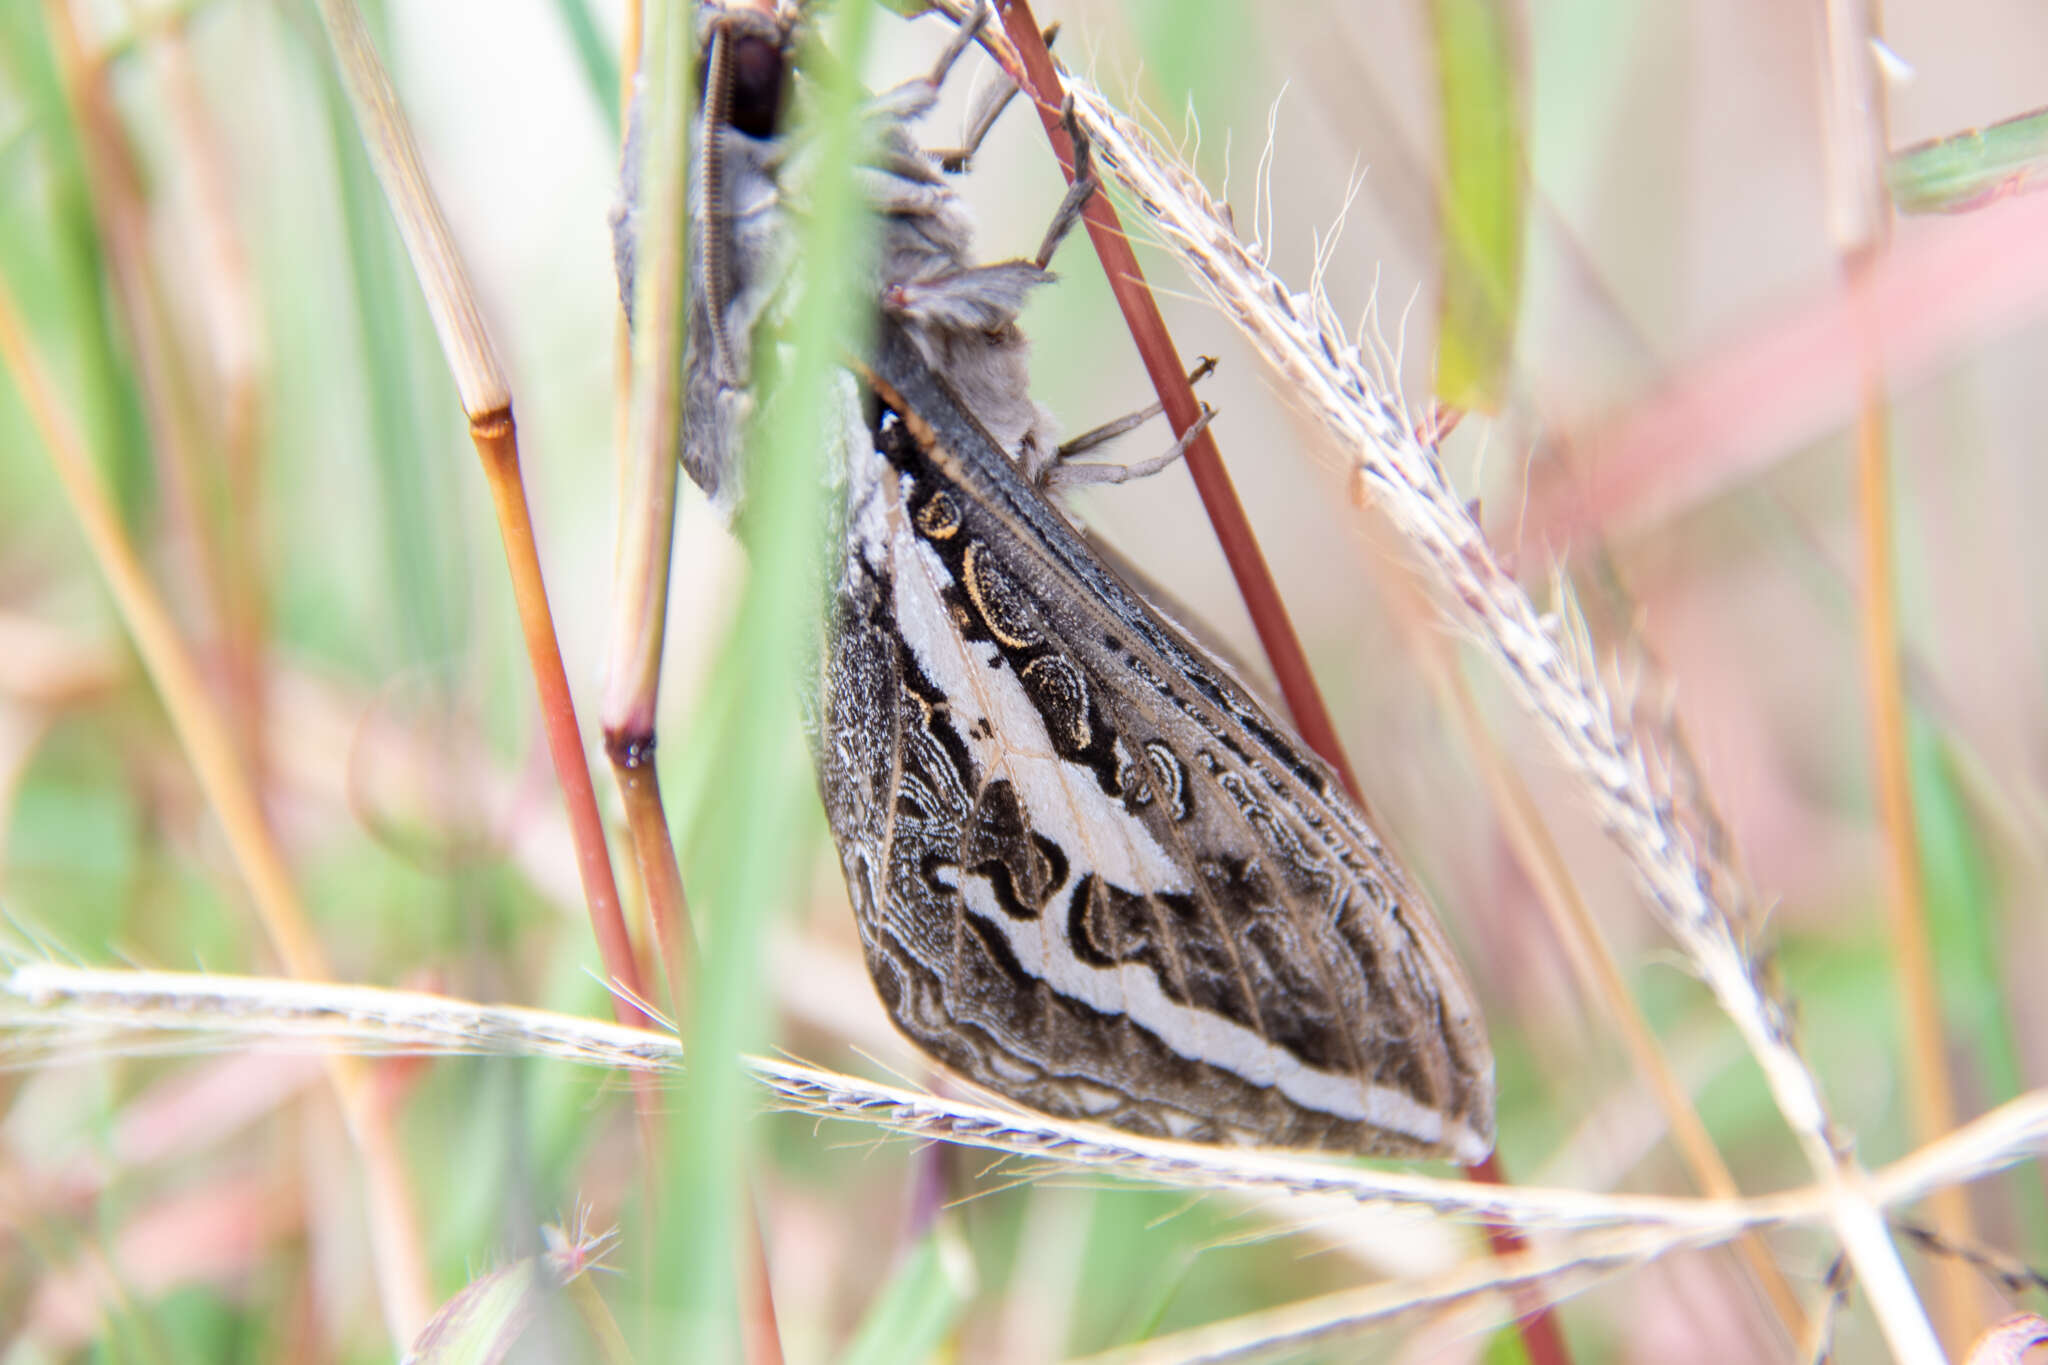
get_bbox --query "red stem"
[993,10,1572,1364]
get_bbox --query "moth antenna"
[698,23,739,386]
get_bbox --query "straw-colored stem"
[619,0,645,134]
[1822,0,1979,1345]
[1413,592,1808,1342]
[565,1268,635,1365]
[603,0,696,1014]
[603,6,785,1360]
[1852,295,1978,1342]
[0,270,432,1344]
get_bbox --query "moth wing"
[822,335,1494,1160]
[936,497,1493,1158]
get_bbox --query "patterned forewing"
[816,324,1494,1161]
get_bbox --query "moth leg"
[1054,357,1217,461]
[934,23,1060,173]
[1046,403,1217,491]
[1034,94,1101,269]
[934,77,1020,175]
[926,0,990,94]
[861,0,987,131]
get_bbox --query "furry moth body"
[640,2,1495,1160]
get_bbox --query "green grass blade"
[549,0,622,142]
[304,15,462,671]
[655,1,877,1359]
[835,1229,975,1365]
[1429,0,1526,412]
[1889,106,2048,214]
[0,0,151,527]
[1909,714,2046,1252]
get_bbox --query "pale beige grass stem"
[0,270,433,1344]
[15,964,2048,1230]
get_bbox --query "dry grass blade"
[309,0,505,416]
[0,963,1773,1228]
[1056,67,1942,1364]
[1067,1222,1731,1365]
[19,962,2048,1358]
[18,963,2048,1240]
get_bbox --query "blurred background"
[3,0,2047,1359]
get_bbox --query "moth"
[631,0,1495,1160]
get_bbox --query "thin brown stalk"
[1416,596,1807,1342]
[994,2,1365,802]
[603,0,697,1016]
[142,11,274,779]
[1822,0,1980,1346]
[992,8,1569,1364]
[0,272,433,1344]
[307,0,656,1036]
[468,416,659,1026]
[41,0,253,754]
[615,773,694,1009]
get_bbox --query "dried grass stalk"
[1056,67,1944,1363]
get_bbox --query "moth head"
[633,1,999,521]
[696,4,795,141]
[614,2,805,518]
